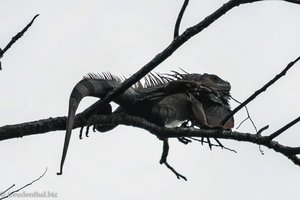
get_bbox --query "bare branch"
[268,116,300,140]
[79,0,242,120]
[0,116,69,141]
[164,162,187,181]
[174,0,189,38]
[0,14,39,70]
[221,55,300,126]
[159,139,169,164]
[0,168,47,200]
[257,125,269,135]
[81,0,300,121]
[0,185,15,197]
[283,0,300,4]
[1,112,300,168]
[241,0,300,4]
[81,113,300,167]
[159,139,187,180]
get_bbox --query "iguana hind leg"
[93,106,123,133]
[79,103,113,139]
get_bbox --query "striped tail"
[57,79,112,175]
[57,78,137,175]
[57,97,80,175]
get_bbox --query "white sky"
[0,0,300,199]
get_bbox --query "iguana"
[57,71,234,175]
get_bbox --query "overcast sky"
[1,0,300,199]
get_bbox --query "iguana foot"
[200,124,223,130]
[177,137,192,144]
[79,126,91,139]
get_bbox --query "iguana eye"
[211,75,221,82]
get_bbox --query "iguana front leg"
[188,94,212,128]
[188,94,228,150]
[189,93,225,129]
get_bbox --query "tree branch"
[283,0,300,4]
[1,112,300,167]
[0,185,15,197]
[174,0,189,38]
[0,168,47,200]
[221,55,300,126]
[0,14,39,70]
[268,116,300,140]
[80,0,300,120]
[241,0,300,4]
[0,116,69,141]
[1,0,300,179]
[159,139,188,181]
[79,0,242,120]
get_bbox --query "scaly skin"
[57,72,234,175]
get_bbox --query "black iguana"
[57,71,234,175]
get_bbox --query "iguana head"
[178,73,231,104]
[180,73,230,93]
[198,73,231,94]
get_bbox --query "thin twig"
[159,139,187,180]
[232,96,258,132]
[0,185,15,197]
[164,162,187,181]
[268,116,300,140]
[257,125,270,155]
[0,168,47,200]
[257,125,269,136]
[221,56,300,126]
[230,96,260,153]
[174,0,189,38]
[0,14,39,70]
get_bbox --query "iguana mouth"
[204,82,231,92]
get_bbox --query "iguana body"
[57,71,234,175]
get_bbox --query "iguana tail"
[57,96,80,175]
[57,78,137,175]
